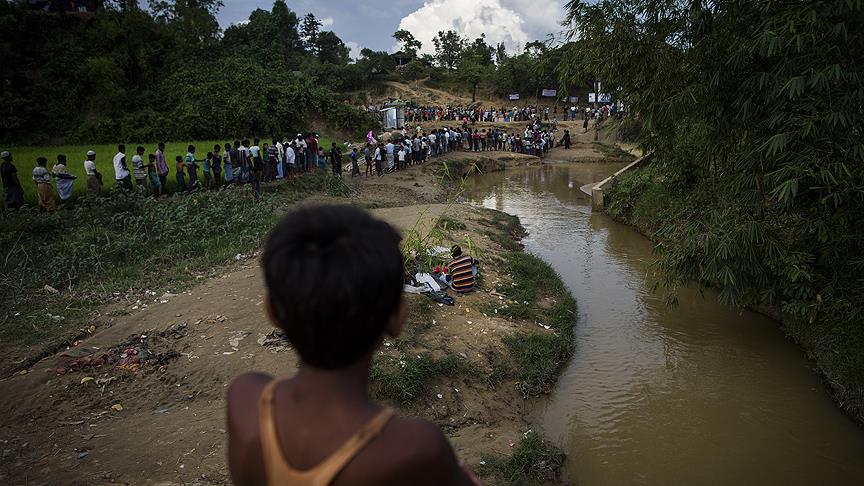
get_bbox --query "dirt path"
[0,141,619,485]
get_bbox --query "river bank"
[601,161,864,427]
[462,161,864,485]
[0,140,617,485]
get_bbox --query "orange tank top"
[258,381,395,486]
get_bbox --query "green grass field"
[3,137,335,203]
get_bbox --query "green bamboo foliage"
[568,0,864,417]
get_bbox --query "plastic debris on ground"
[257,329,291,350]
[50,326,183,375]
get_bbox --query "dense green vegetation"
[486,252,577,398]
[0,1,377,144]
[477,430,565,486]
[567,0,864,420]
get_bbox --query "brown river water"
[464,163,864,485]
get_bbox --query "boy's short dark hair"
[263,205,403,369]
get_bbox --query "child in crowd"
[175,155,187,192]
[185,145,199,190]
[203,152,213,190]
[212,144,223,190]
[227,205,479,486]
[223,143,234,186]
[364,143,372,177]
[32,156,55,211]
[350,147,360,177]
[147,154,161,197]
[132,146,147,190]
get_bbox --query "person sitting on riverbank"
[446,245,479,293]
[227,205,478,486]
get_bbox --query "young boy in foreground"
[227,205,479,486]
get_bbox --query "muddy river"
[464,163,864,485]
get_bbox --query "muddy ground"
[0,129,622,485]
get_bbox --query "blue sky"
[217,0,567,59]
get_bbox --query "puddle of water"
[465,163,864,486]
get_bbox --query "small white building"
[380,102,406,130]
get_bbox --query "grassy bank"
[0,171,343,376]
[2,137,334,204]
[605,165,864,424]
[368,209,577,484]
[477,431,565,486]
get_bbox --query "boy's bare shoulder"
[352,415,470,485]
[226,373,272,435]
[228,373,272,406]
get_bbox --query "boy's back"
[227,206,477,486]
[228,375,470,485]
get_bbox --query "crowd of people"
[401,102,623,125]
[2,106,605,211]
[0,134,342,210]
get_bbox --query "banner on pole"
[598,93,612,103]
[541,89,557,97]
[570,96,579,103]
[588,93,597,103]
[508,93,520,101]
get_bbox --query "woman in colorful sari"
[52,154,77,203]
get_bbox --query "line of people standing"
[0,133,334,210]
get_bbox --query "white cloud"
[395,0,564,56]
[320,16,334,29]
[346,41,363,62]
[500,0,565,39]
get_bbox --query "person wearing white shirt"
[275,140,285,179]
[385,141,395,171]
[285,144,296,177]
[83,150,101,197]
[428,132,437,157]
[295,135,307,171]
[112,144,131,191]
[374,145,383,176]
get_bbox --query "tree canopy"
[0,0,375,144]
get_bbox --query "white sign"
[509,93,520,101]
[588,93,596,103]
[570,96,579,103]
[598,93,612,103]
[541,89,557,97]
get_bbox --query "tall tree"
[393,29,421,58]
[271,0,303,56]
[432,30,464,70]
[495,42,507,65]
[315,30,349,65]
[300,12,322,54]
[149,0,222,50]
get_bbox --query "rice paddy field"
[3,137,335,203]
